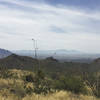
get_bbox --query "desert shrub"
[53,76,87,94]
[24,82,34,94]
[23,70,53,95]
[24,74,34,82]
[0,66,9,78]
[85,72,100,97]
[33,70,53,95]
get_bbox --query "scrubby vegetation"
[0,54,100,100]
[0,68,99,100]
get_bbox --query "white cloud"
[0,0,100,53]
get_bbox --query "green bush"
[33,70,53,95]
[0,66,9,78]
[53,76,87,94]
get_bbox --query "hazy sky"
[0,0,100,53]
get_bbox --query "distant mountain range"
[12,49,100,63]
[0,48,100,72]
[12,49,81,54]
[12,49,83,59]
[0,48,12,59]
[1,48,100,63]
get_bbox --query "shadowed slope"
[0,54,37,70]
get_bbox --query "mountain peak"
[0,48,12,59]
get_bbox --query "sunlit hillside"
[0,69,99,100]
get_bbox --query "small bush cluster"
[0,66,9,78]
[53,76,87,94]
[24,70,87,95]
[33,70,53,94]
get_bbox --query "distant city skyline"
[0,0,100,53]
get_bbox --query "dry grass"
[0,69,99,100]
[8,69,34,79]
[0,91,99,100]
[22,91,100,100]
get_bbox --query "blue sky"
[0,0,100,53]
[47,0,100,9]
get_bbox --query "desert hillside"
[0,69,99,100]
